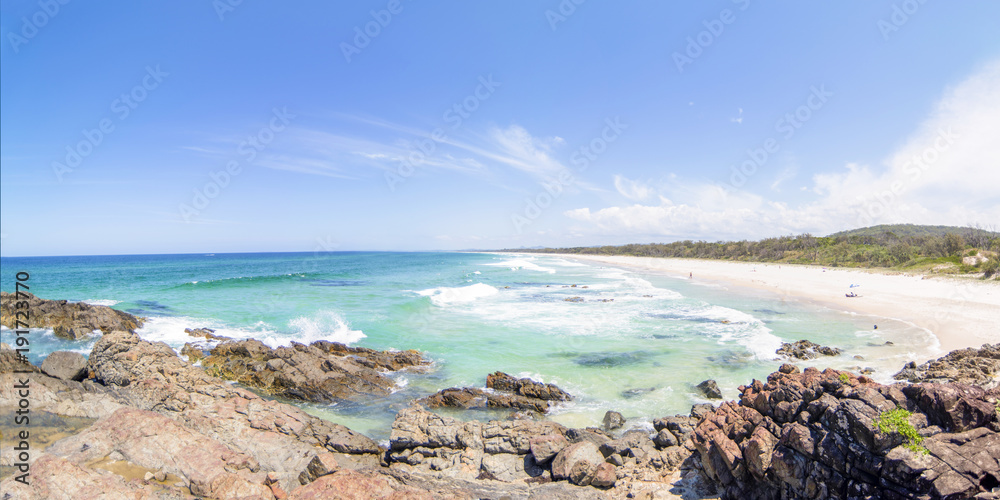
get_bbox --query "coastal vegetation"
[873,407,928,455]
[514,224,1000,279]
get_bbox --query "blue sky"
[2,1,999,256]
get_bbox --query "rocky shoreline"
[2,295,999,499]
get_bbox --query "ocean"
[0,251,938,442]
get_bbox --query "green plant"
[838,373,851,384]
[981,259,998,279]
[874,407,927,455]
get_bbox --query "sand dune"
[556,254,1000,353]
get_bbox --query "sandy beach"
[555,254,1000,354]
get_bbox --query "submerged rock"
[0,292,144,340]
[602,410,625,430]
[184,327,231,341]
[775,339,842,360]
[200,338,429,403]
[893,343,1000,389]
[697,379,723,399]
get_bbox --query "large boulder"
[0,292,144,339]
[551,441,604,485]
[40,351,88,381]
[200,338,429,403]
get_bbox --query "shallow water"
[0,252,937,441]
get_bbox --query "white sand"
[555,254,1000,354]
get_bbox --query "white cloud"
[564,60,1000,239]
[613,175,653,201]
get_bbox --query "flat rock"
[893,343,1000,389]
[0,292,144,339]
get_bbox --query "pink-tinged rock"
[298,452,340,484]
[590,462,617,488]
[289,469,433,499]
[550,441,603,481]
[529,433,570,463]
[0,454,162,499]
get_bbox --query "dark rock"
[602,410,625,430]
[486,371,572,401]
[201,338,429,403]
[893,343,1000,389]
[420,372,572,414]
[653,428,679,448]
[690,359,1000,499]
[0,292,144,339]
[776,339,843,360]
[419,387,551,414]
[621,386,656,399]
[697,379,723,399]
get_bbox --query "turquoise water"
[0,252,936,441]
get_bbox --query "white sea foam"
[484,259,556,274]
[417,283,499,306]
[81,299,121,307]
[135,310,365,350]
[274,310,366,347]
